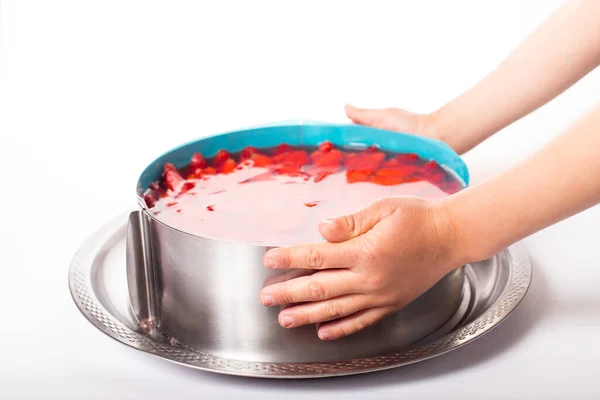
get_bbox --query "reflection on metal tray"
[69,213,532,379]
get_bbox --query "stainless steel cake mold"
[127,123,472,363]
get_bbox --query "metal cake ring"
[69,212,532,379]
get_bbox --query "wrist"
[428,198,472,272]
[441,189,503,265]
[429,101,494,155]
[416,112,442,142]
[425,108,466,155]
[421,110,443,142]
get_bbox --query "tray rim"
[68,212,532,379]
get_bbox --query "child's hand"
[258,196,465,340]
[345,104,439,142]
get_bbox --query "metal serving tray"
[69,212,532,379]
[70,123,530,378]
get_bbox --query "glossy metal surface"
[126,122,473,364]
[69,213,532,378]
[126,210,465,363]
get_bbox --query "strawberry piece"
[369,175,400,186]
[373,152,423,183]
[241,146,259,160]
[370,174,420,186]
[236,159,254,169]
[250,154,273,167]
[164,169,185,191]
[368,160,425,185]
[273,143,293,155]
[270,163,309,178]
[395,153,421,164]
[186,173,196,180]
[143,194,156,208]
[344,150,385,172]
[180,182,195,193]
[202,167,217,175]
[206,205,215,211]
[304,202,319,207]
[213,149,231,166]
[176,209,182,213]
[218,158,236,174]
[273,150,309,167]
[376,165,421,177]
[426,172,447,187]
[424,160,441,173]
[310,149,344,167]
[346,170,371,183]
[380,158,400,168]
[343,150,378,181]
[166,201,178,207]
[271,164,299,174]
[163,163,177,173]
[422,161,447,187]
[318,141,334,152]
[190,152,207,169]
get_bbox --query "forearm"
[431,0,600,154]
[447,101,600,263]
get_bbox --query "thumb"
[318,198,397,243]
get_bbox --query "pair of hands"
[260,0,600,340]
[258,106,466,341]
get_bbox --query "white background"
[1,1,600,399]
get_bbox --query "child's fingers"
[345,104,383,126]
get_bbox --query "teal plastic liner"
[137,122,469,195]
